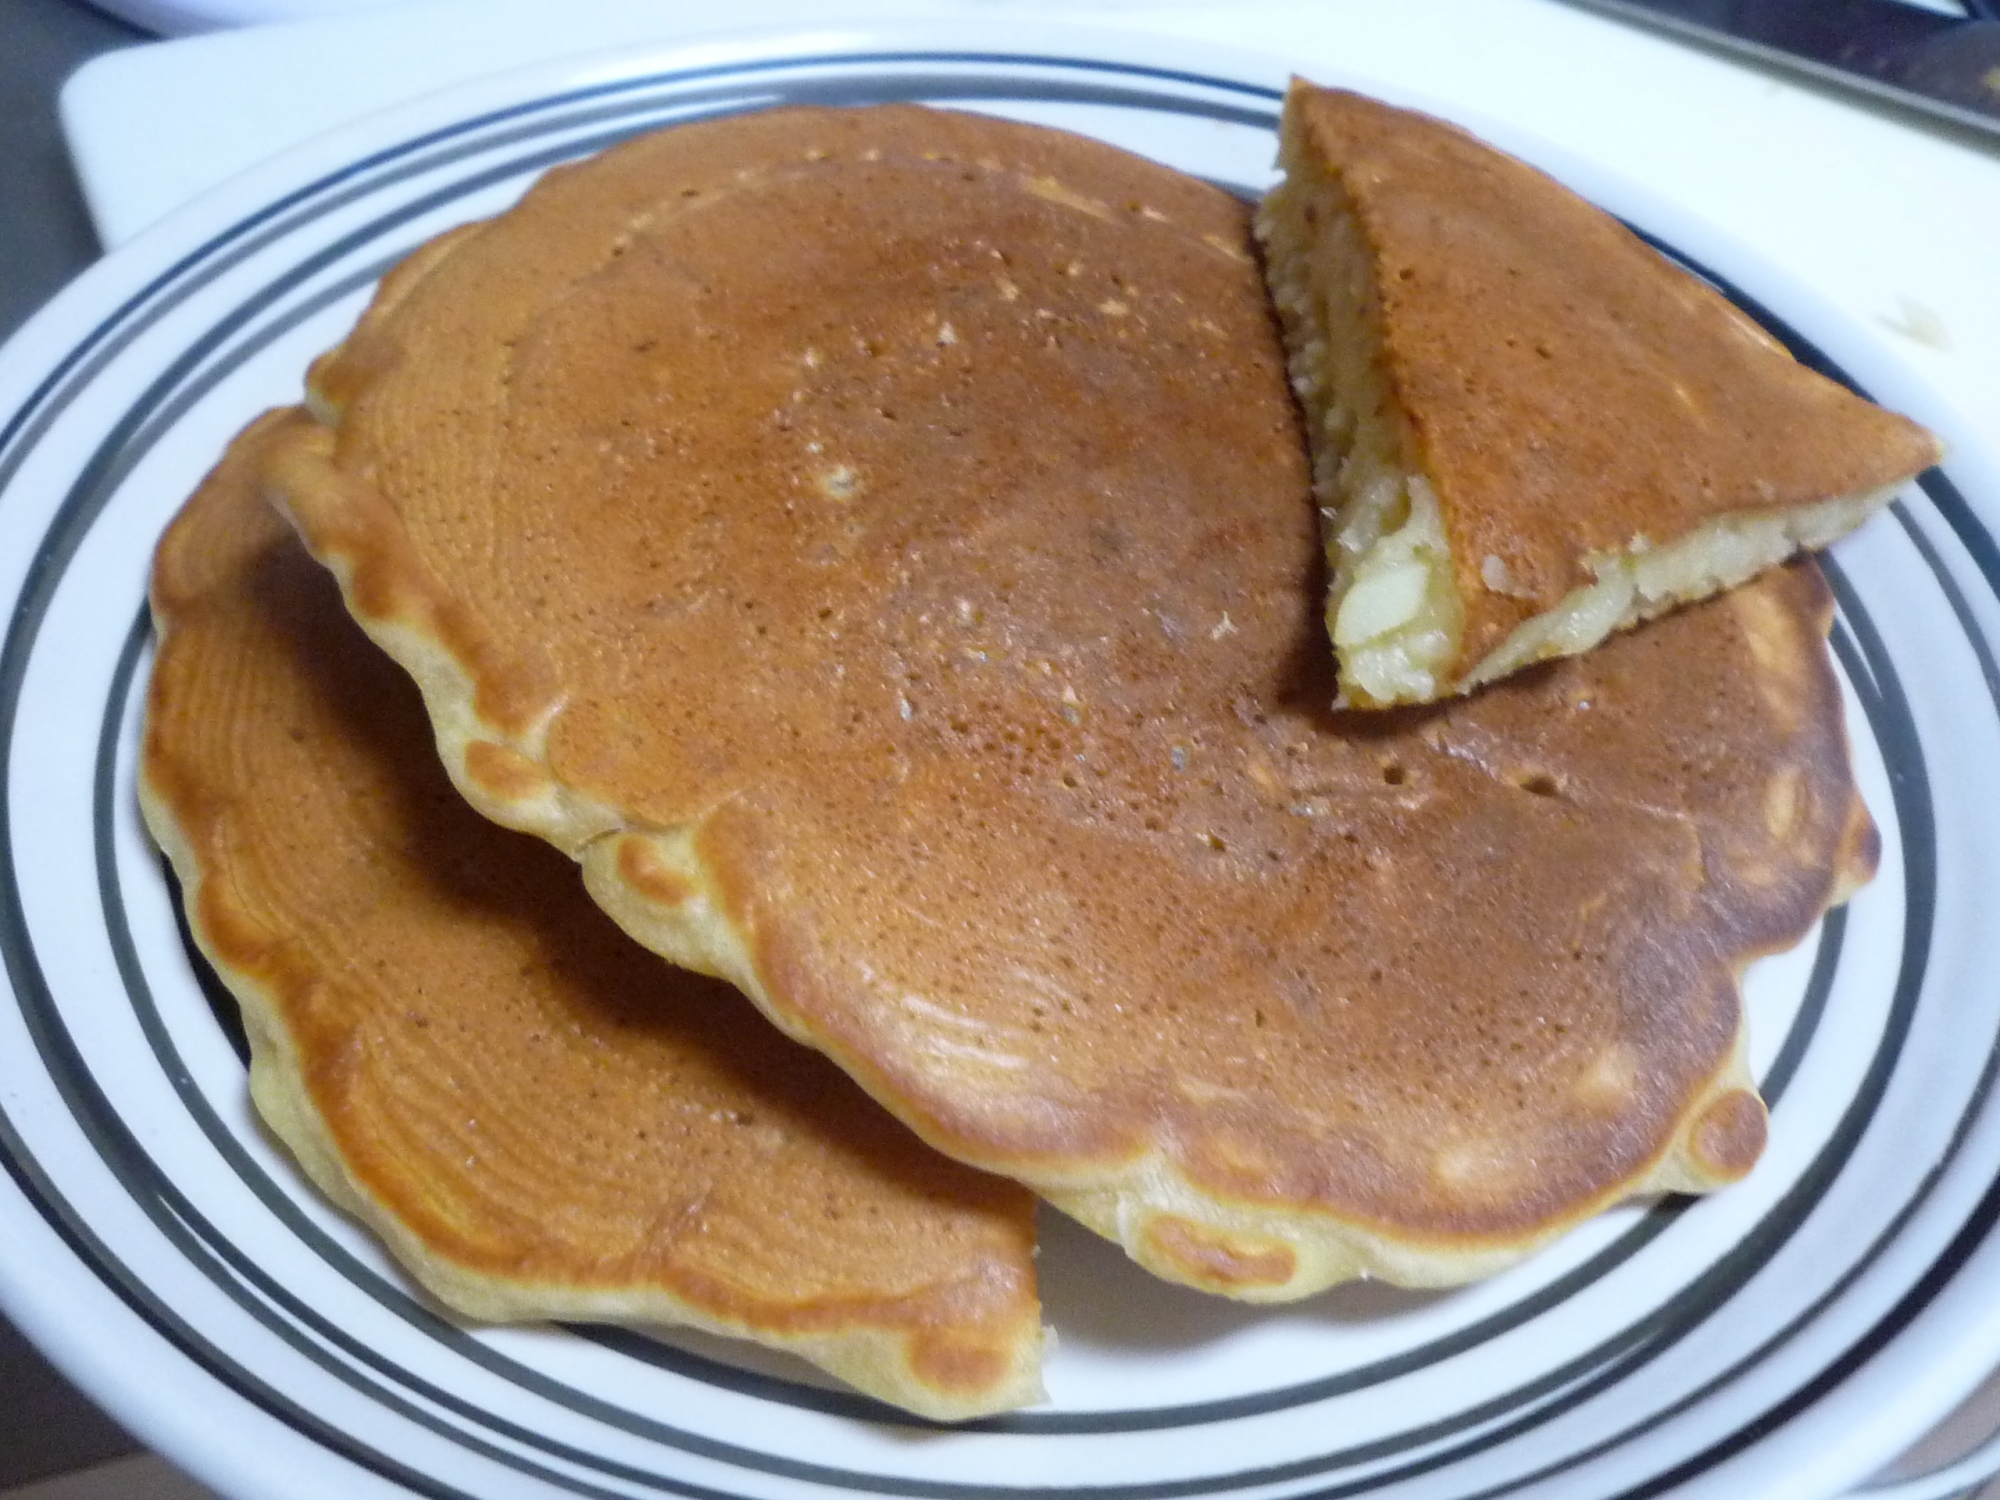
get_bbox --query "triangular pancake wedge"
[142,411,1044,1419]
[1257,79,1943,708]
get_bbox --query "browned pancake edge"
[142,410,1045,1416]
[264,104,1875,1300]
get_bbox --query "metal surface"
[1565,0,2000,141]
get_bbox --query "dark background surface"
[0,0,141,341]
[0,1,157,1483]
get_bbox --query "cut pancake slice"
[1257,79,1943,708]
[140,411,1044,1420]
[267,103,1877,1301]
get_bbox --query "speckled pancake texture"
[141,411,1045,1419]
[267,103,1877,1298]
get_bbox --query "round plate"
[4,22,1999,1500]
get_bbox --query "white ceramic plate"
[4,21,2000,1500]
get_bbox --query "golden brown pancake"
[1257,80,1943,708]
[265,103,1876,1298]
[140,410,1044,1418]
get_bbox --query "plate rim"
[3,18,1999,1500]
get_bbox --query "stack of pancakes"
[143,412,1045,1420]
[142,89,1923,1418]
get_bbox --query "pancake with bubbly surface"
[267,103,1876,1298]
[1257,80,1942,708]
[142,410,1044,1418]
